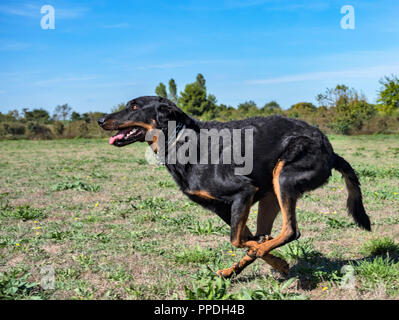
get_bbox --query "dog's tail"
[333,153,371,231]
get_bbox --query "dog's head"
[98,96,185,147]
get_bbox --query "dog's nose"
[97,117,106,127]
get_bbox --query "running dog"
[98,96,371,278]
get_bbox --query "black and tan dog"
[98,96,371,278]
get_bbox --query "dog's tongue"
[109,133,125,145]
[109,129,130,145]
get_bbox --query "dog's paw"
[216,264,237,279]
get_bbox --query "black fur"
[98,96,371,259]
[333,154,371,231]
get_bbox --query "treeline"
[0,105,108,140]
[1,74,398,140]
[154,73,399,135]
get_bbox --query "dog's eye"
[132,105,138,111]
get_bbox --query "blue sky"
[1,0,399,114]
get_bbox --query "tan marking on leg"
[217,254,255,278]
[217,225,289,278]
[186,190,216,200]
[252,160,298,257]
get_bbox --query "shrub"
[0,269,42,300]
[0,204,47,221]
[361,237,399,257]
[27,122,52,139]
[185,276,232,300]
[51,179,101,192]
[52,121,65,136]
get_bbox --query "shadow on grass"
[230,240,399,292]
[285,249,399,291]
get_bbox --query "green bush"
[361,237,399,256]
[27,122,52,139]
[0,269,42,300]
[0,204,47,221]
[52,121,65,136]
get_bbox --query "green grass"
[174,246,218,265]
[361,237,399,257]
[0,204,47,221]
[188,219,229,235]
[0,135,399,300]
[277,239,322,262]
[51,178,101,192]
[0,269,45,300]
[353,257,399,296]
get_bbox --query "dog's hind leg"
[256,192,289,275]
[248,160,300,258]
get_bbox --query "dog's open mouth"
[109,126,146,147]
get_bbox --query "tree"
[71,112,81,121]
[262,101,281,115]
[287,102,316,118]
[317,84,375,134]
[291,102,316,112]
[81,113,90,123]
[111,102,126,113]
[155,82,167,98]
[262,101,281,111]
[178,82,217,118]
[237,101,258,114]
[0,110,20,122]
[23,108,51,123]
[54,104,72,121]
[196,73,206,91]
[377,74,399,115]
[168,79,178,103]
[236,101,261,117]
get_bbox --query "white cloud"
[246,65,399,85]
[0,41,31,51]
[0,3,37,17]
[34,75,97,86]
[56,7,89,19]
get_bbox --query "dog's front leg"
[229,188,258,249]
[216,188,259,278]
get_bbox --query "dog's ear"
[155,103,176,128]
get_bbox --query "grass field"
[1,135,399,300]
